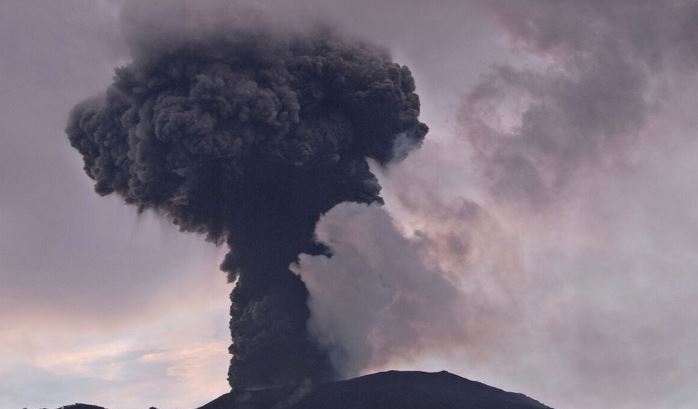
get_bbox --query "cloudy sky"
[2,1,698,408]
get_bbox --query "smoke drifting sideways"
[462,0,698,210]
[65,23,427,389]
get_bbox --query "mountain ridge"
[52,370,553,409]
[198,370,553,409]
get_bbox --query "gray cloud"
[297,195,530,375]
[296,2,698,409]
[297,203,467,376]
[462,0,698,207]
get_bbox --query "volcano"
[56,370,552,409]
[197,370,553,409]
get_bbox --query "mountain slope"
[198,370,552,409]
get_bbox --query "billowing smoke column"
[66,27,427,389]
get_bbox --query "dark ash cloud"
[65,13,427,389]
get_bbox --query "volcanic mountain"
[56,370,552,409]
[56,371,552,409]
[199,370,552,409]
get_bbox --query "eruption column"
[66,28,427,389]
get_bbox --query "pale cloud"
[1,278,232,409]
[35,340,137,380]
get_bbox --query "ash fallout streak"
[66,27,427,389]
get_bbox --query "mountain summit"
[198,370,553,409]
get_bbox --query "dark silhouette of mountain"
[198,370,553,409]
[53,370,552,409]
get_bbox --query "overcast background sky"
[2,1,698,408]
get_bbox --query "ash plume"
[65,19,427,390]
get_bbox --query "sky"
[1,1,698,408]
